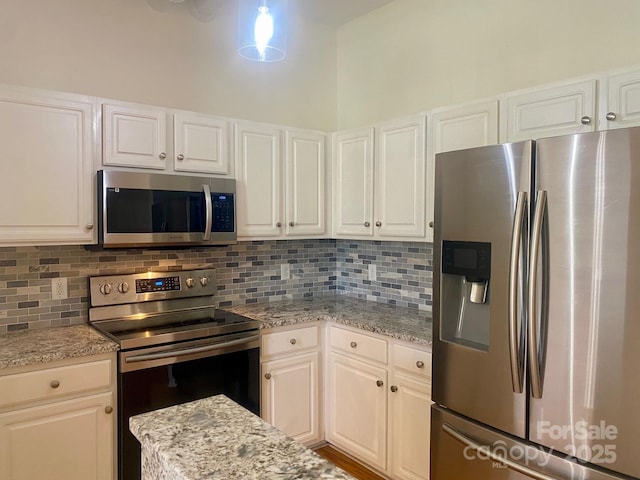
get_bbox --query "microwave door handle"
[202,184,212,241]
[508,191,527,393]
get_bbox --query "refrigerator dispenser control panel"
[442,240,491,280]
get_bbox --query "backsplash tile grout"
[0,240,433,333]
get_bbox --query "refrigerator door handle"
[442,423,557,480]
[528,190,547,399]
[508,191,527,393]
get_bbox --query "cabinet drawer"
[262,325,319,357]
[329,325,387,365]
[0,359,112,409]
[392,343,431,380]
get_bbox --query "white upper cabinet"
[502,78,597,142]
[102,103,167,170]
[235,122,282,238]
[235,122,327,240]
[103,102,232,176]
[333,128,375,237]
[426,100,500,242]
[0,86,95,246]
[333,115,426,242]
[173,112,230,175]
[602,68,640,130]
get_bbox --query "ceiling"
[145,0,396,26]
[292,0,396,27]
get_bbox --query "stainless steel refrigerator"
[431,126,640,480]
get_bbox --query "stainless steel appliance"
[98,170,236,248]
[89,269,260,480]
[431,127,640,480]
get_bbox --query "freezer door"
[431,405,627,480]
[530,127,640,479]
[433,142,531,438]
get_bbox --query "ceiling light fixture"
[238,0,287,62]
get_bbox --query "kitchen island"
[130,394,356,480]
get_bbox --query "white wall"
[0,0,337,131]
[337,0,640,129]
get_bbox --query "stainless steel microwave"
[97,170,236,248]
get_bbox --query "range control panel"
[89,268,216,307]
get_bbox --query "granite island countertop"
[0,324,119,370]
[223,296,432,346]
[130,394,356,480]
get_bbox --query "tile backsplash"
[0,240,433,333]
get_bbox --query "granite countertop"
[0,324,119,370]
[130,394,355,480]
[224,296,432,346]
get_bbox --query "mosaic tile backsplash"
[0,240,433,333]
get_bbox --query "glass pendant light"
[238,0,287,62]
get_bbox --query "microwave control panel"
[212,193,235,232]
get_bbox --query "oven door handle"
[124,335,259,364]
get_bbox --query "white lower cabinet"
[326,324,432,479]
[260,324,322,446]
[0,353,116,480]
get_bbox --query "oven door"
[118,332,260,480]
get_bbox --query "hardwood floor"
[314,445,386,480]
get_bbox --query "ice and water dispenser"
[440,240,491,351]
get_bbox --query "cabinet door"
[103,103,167,169]
[284,130,325,236]
[605,69,640,129]
[0,392,114,480]
[235,122,282,238]
[261,352,320,445]
[503,79,596,142]
[389,372,431,480]
[427,100,499,242]
[173,112,230,175]
[375,116,426,239]
[333,128,375,237]
[0,89,95,245]
[327,352,387,471]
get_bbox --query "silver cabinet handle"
[580,116,591,125]
[428,221,434,228]
[50,380,60,389]
[105,406,113,414]
[289,221,295,227]
[276,222,282,228]
[606,112,617,121]
[375,221,382,227]
[508,191,527,394]
[289,338,296,345]
[364,221,370,227]
[390,385,398,393]
[264,373,271,380]
[202,184,212,241]
[528,190,547,399]
[86,223,94,230]
[416,361,424,369]
[376,380,384,387]
[350,341,357,348]
[177,154,184,161]
[159,152,166,160]
[443,424,555,480]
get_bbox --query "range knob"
[99,283,112,295]
[200,277,209,287]
[185,277,196,288]
[117,282,130,294]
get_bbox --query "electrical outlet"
[368,264,377,281]
[51,277,68,300]
[281,263,291,280]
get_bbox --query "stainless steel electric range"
[88,268,260,480]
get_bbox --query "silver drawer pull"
[289,338,297,345]
[416,361,424,368]
[350,341,357,348]
[50,380,60,389]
